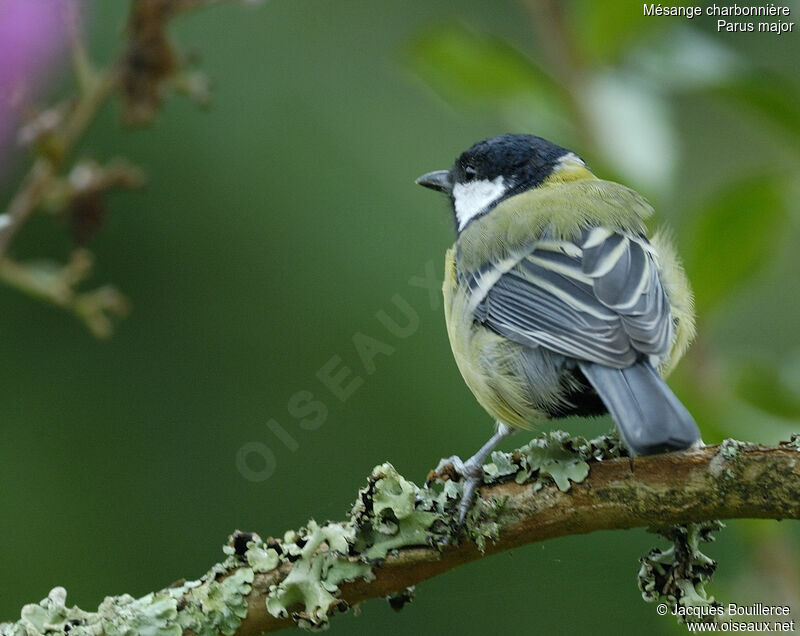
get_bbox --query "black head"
[416,134,581,232]
[451,134,572,188]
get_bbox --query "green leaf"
[569,0,661,63]
[685,177,789,314]
[407,23,558,104]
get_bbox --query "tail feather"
[578,360,700,456]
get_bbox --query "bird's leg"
[435,422,515,526]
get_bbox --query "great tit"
[416,134,701,523]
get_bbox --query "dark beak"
[415,170,452,195]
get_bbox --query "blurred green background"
[2,1,800,633]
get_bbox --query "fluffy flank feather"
[649,228,696,376]
[443,249,566,429]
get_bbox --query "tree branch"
[0,0,248,337]
[2,436,799,636]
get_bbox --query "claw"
[434,455,467,476]
[455,463,484,526]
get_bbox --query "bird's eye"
[464,166,477,181]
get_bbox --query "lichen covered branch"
[2,435,799,636]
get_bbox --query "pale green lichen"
[246,544,281,572]
[1,544,255,636]
[438,478,463,505]
[351,463,439,561]
[100,592,182,636]
[780,433,800,450]
[584,430,627,461]
[221,531,282,574]
[265,519,373,630]
[510,431,594,492]
[257,463,446,628]
[520,437,590,491]
[481,431,619,495]
[466,494,508,552]
[1,588,93,636]
[420,473,463,517]
[719,438,752,460]
[709,439,755,480]
[638,521,725,623]
[170,567,253,635]
[483,450,517,479]
[0,586,182,636]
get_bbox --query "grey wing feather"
[474,228,673,368]
[582,229,673,357]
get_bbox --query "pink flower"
[0,0,73,174]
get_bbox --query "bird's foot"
[428,423,515,542]
[429,454,485,540]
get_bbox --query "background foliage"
[1,1,799,633]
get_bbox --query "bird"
[416,133,701,524]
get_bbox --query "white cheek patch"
[556,152,585,168]
[452,176,506,231]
